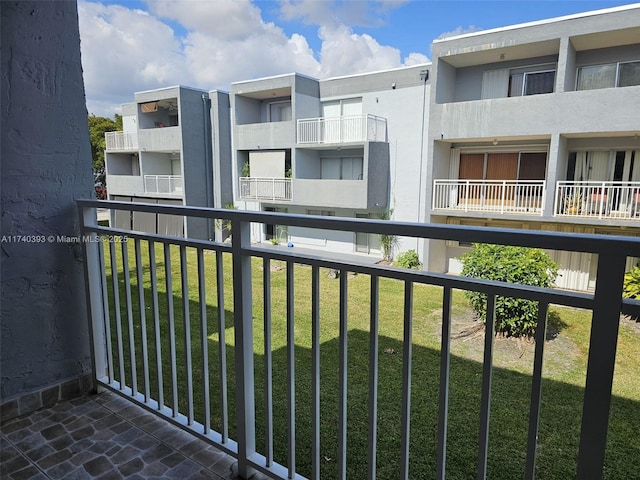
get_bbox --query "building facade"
[423,4,640,290]
[105,86,232,240]
[105,4,639,291]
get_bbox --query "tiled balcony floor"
[0,391,249,480]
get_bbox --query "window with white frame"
[481,64,556,99]
[576,60,640,90]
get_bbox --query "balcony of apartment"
[3,200,639,480]
[297,114,387,146]
[136,126,182,152]
[433,179,546,215]
[144,174,183,196]
[555,181,640,221]
[238,177,292,202]
[105,131,138,151]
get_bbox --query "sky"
[78,0,638,117]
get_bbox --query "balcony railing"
[555,181,640,220]
[78,199,638,480]
[239,177,292,201]
[144,174,183,195]
[297,114,387,144]
[105,131,138,151]
[433,179,546,215]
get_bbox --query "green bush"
[623,265,640,299]
[396,250,421,270]
[623,265,640,321]
[460,244,558,337]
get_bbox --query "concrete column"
[1,1,94,406]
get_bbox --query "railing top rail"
[239,177,291,181]
[297,114,387,123]
[144,174,182,178]
[78,199,639,256]
[434,179,546,184]
[557,180,640,185]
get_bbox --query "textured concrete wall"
[1,1,94,401]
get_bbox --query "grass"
[102,240,640,479]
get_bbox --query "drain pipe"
[416,68,429,253]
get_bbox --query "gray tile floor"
[0,392,251,479]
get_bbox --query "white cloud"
[78,2,187,114]
[78,0,429,117]
[146,0,265,40]
[435,25,482,40]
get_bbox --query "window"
[306,210,335,216]
[269,101,292,122]
[482,65,556,99]
[577,61,640,90]
[320,157,363,180]
[509,69,555,97]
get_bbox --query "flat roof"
[433,3,640,43]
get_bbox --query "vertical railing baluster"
[110,240,126,388]
[477,294,496,480]
[79,207,109,390]
[525,301,549,480]
[197,248,210,434]
[338,269,348,480]
[436,287,453,480]
[180,246,194,425]
[98,237,114,382]
[286,261,296,479]
[400,281,414,480]
[122,233,137,397]
[164,243,179,417]
[148,242,164,410]
[576,253,626,478]
[232,217,256,479]
[367,275,380,480]
[263,258,273,466]
[311,265,321,480]
[216,250,229,442]
[135,239,150,402]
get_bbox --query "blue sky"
[79,0,637,116]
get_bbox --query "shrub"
[396,250,421,270]
[378,209,399,261]
[460,244,558,337]
[623,265,640,321]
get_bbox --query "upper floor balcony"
[105,131,138,151]
[297,114,387,145]
[433,179,546,215]
[105,174,183,197]
[239,177,292,202]
[555,181,640,220]
[144,174,183,196]
[137,126,182,152]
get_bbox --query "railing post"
[232,215,256,479]
[79,205,108,391]
[576,253,626,478]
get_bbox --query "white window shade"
[577,64,616,90]
[249,151,285,177]
[481,69,509,99]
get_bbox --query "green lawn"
[103,241,640,479]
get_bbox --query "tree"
[378,208,399,262]
[461,244,558,337]
[88,114,122,191]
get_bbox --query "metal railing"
[78,200,639,480]
[297,114,387,144]
[105,131,138,151]
[144,175,183,195]
[433,179,546,215]
[555,181,640,219]
[239,177,292,201]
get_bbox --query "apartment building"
[230,65,430,256]
[422,4,640,290]
[104,5,639,291]
[104,86,232,239]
